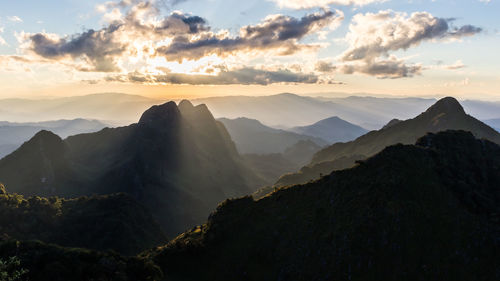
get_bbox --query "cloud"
[317,56,422,78]
[340,10,482,62]
[21,1,341,74]
[327,10,482,78]
[26,24,126,72]
[271,0,386,9]
[104,67,321,85]
[22,2,210,72]
[315,60,337,72]
[442,60,466,70]
[156,10,344,61]
[7,16,23,23]
[0,27,6,46]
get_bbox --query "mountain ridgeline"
[0,100,263,237]
[0,119,107,159]
[218,117,327,154]
[276,97,500,187]
[146,131,500,281]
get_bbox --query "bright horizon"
[1,0,499,100]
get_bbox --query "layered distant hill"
[276,97,500,187]
[0,100,263,237]
[2,93,500,131]
[0,93,159,125]
[0,119,107,158]
[193,94,439,129]
[218,117,327,154]
[484,118,500,132]
[147,131,500,281]
[290,116,368,143]
[0,186,166,255]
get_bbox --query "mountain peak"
[178,100,194,111]
[180,103,215,122]
[383,119,402,129]
[138,101,181,129]
[30,130,64,144]
[425,97,465,115]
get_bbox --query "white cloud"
[340,10,481,62]
[328,10,481,78]
[7,16,23,23]
[271,0,386,9]
[0,27,6,46]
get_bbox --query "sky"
[0,0,499,100]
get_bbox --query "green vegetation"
[0,191,166,255]
[0,256,27,281]
[146,131,500,281]
[0,240,162,281]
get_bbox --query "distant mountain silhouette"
[0,188,166,255]
[218,117,327,154]
[0,119,107,159]
[194,94,438,129]
[276,97,500,187]
[0,101,262,237]
[484,118,500,132]
[146,131,500,281]
[290,116,368,143]
[0,93,160,125]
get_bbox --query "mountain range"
[0,93,159,125]
[0,100,263,237]
[276,97,500,188]
[2,93,500,132]
[144,130,500,281]
[0,93,500,280]
[3,130,498,281]
[0,119,107,159]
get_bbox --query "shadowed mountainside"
[146,131,500,281]
[0,240,163,281]
[0,100,263,237]
[276,97,500,187]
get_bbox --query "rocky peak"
[425,97,465,116]
[138,102,181,129]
